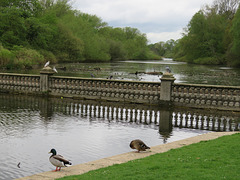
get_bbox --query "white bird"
[44,61,50,68]
[49,148,72,171]
[53,66,58,73]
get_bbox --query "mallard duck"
[49,148,72,171]
[130,139,150,153]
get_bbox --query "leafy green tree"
[227,6,240,66]
[173,0,239,66]
[0,7,28,48]
[0,0,42,18]
[0,0,160,69]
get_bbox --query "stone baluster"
[217,89,223,106]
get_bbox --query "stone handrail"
[0,73,40,93]
[0,69,239,111]
[49,76,161,104]
[172,83,240,110]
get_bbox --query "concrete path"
[16,131,238,180]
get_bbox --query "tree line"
[150,0,240,67]
[0,0,161,69]
[1,0,240,69]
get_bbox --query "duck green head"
[49,148,57,155]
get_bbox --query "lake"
[0,94,239,180]
[3,58,240,86]
[0,59,240,179]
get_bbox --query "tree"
[227,6,240,66]
[173,0,240,65]
[0,7,28,48]
[210,0,239,19]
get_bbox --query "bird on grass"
[44,61,50,68]
[130,139,150,153]
[49,148,72,171]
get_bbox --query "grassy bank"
[59,133,240,180]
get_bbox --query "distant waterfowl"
[17,162,21,168]
[44,61,50,68]
[130,139,150,153]
[49,148,72,171]
[165,66,171,73]
[58,66,67,71]
[106,75,113,79]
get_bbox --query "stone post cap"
[160,72,176,81]
[40,66,56,75]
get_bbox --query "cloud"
[147,29,184,44]
[72,0,215,43]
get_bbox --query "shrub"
[12,46,44,69]
[39,50,57,64]
[193,56,224,65]
[0,45,15,66]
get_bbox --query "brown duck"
[130,139,150,153]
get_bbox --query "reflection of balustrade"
[0,94,239,138]
[172,111,239,132]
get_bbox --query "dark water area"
[0,94,239,179]
[2,58,240,86]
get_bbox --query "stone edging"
[16,132,238,180]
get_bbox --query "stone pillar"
[40,66,55,92]
[160,72,176,102]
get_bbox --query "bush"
[12,46,44,69]
[0,45,15,66]
[145,50,162,60]
[193,56,225,65]
[39,50,57,64]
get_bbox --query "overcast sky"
[72,0,215,44]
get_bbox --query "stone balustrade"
[49,76,161,104]
[0,69,239,111]
[0,73,40,93]
[172,83,240,110]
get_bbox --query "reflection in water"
[0,94,239,179]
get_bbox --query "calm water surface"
[3,58,240,86]
[1,94,236,180]
[1,59,240,179]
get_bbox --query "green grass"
[58,133,240,180]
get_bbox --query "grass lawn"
[58,133,240,180]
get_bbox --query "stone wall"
[48,76,161,104]
[0,73,40,93]
[172,83,240,110]
[0,70,239,111]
